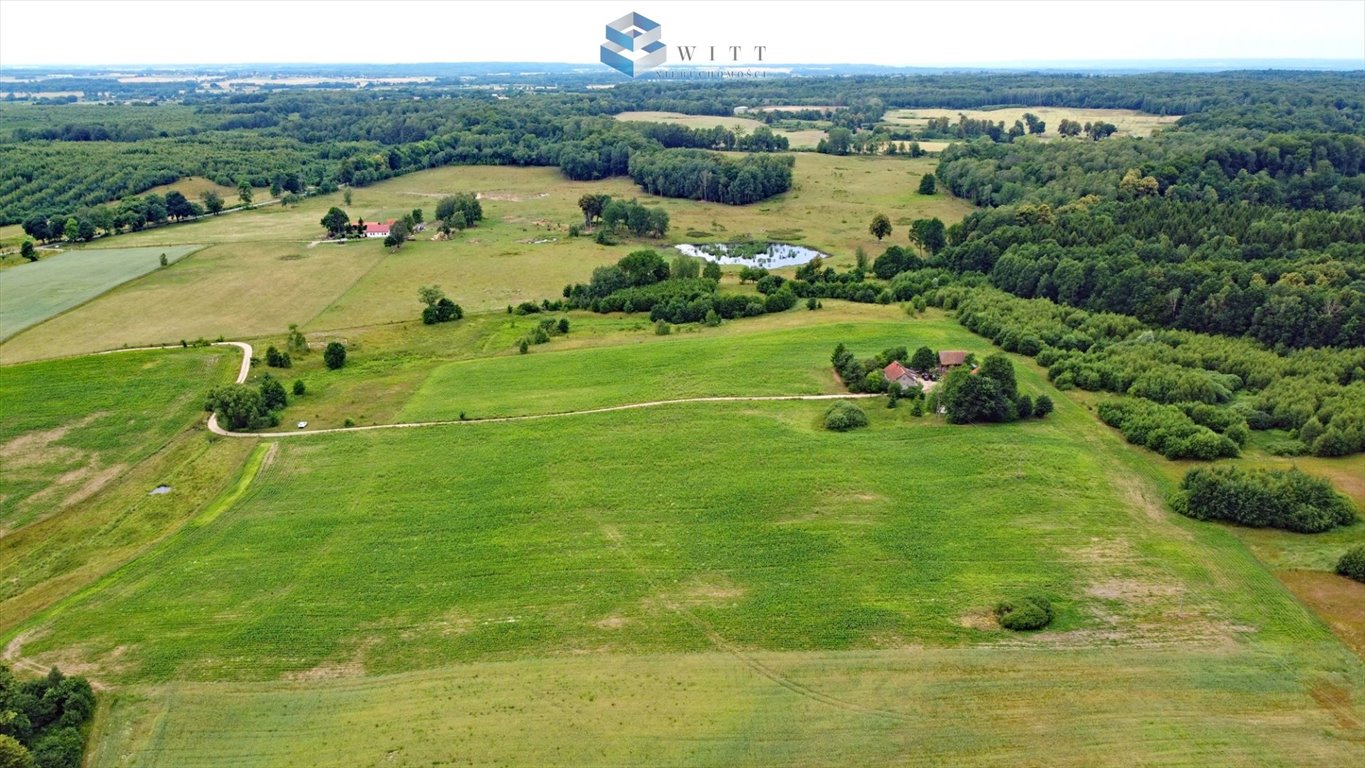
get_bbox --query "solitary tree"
[1033,395,1054,418]
[578,193,610,226]
[237,180,253,206]
[418,285,445,308]
[869,213,892,241]
[917,174,936,195]
[201,189,224,215]
[165,190,194,220]
[321,207,350,237]
[909,346,937,373]
[270,179,283,199]
[323,342,347,370]
[286,324,310,355]
[19,240,36,262]
[343,188,353,205]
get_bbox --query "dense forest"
[4,70,1361,225]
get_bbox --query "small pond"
[675,242,829,269]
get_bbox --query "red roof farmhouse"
[882,361,919,389]
[364,219,396,238]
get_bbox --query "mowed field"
[615,111,828,149]
[2,308,1363,765]
[882,107,1182,137]
[0,154,969,361]
[0,244,200,340]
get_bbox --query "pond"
[674,242,829,269]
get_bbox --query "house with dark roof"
[938,350,968,369]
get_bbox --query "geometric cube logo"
[600,11,666,77]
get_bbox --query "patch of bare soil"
[594,616,630,630]
[959,609,998,631]
[476,191,549,202]
[1279,570,1365,658]
[21,460,127,518]
[644,573,747,613]
[1309,678,1363,732]
[0,413,102,469]
[283,636,381,681]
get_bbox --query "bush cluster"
[1097,398,1240,460]
[823,401,869,432]
[521,317,570,348]
[995,595,1054,631]
[264,345,292,368]
[1337,545,1365,583]
[1171,466,1357,533]
[205,373,290,431]
[0,665,95,768]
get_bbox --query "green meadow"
[0,244,200,340]
[1,312,1359,765]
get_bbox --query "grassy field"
[397,309,975,421]
[0,346,249,635]
[0,245,201,340]
[0,309,1359,763]
[616,111,828,149]
[882,107,1181,138]
[2,311,1360,764]
[86,644,1363,768]
[246,304,975,429]
[139,176,242,204]
[0,155,972,362]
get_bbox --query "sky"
[0,0,1362,68]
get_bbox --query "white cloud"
[1,0,1361,67]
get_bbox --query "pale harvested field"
[615,111,827,149]
[883,107,1181,137]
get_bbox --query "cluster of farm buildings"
[882,350,969,389]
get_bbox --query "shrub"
[264,345,291,368]
[1337,545,1365,583]
[823,401,869,432]
[995,595,1053,631]
[323,342,346,370]
[292,380,306,396]
[1171,466,1356,533]
[1033,394,1054,417]
[654,319,671,336]
[1097,398,1238,460]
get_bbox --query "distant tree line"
[4,69,1360,223]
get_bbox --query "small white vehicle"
[297,421,308,429]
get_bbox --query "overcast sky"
[1,0,1362,68]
